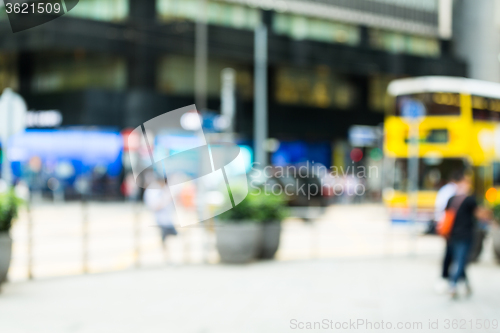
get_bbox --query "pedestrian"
[144,179,178,262]
[122,172,139,201]
[445,174,491,298]
[433,170,462,292]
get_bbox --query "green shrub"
[251,190,289,223]
[217,187,288,223]
[0,189,23,233]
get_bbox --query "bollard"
[26,201,33,280]
[204,220,210,264]
[134,201,141,268]
[184,227,190,265]
[82,199,89,274]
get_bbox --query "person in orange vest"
[445,175,492,299]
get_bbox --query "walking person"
[144,180,178,262]
[433,170,462,292]
[445,175,491,298]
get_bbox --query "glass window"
[158,56,194,96]
[157,0,260,30]
[402,129,449,144]
[472,109,500,121]
[66,0,129,22]
[425,129,449,143]
[273,13,360,46]
[0,54,18,92]
[395,93,461,116]
[0,2,6,20]
[369,29,440,58]
[158,55,253,99]
[31,53,127,93]
[368,0,438,12]
[472,95,500,121]
[394,158,467,191]
[275,66,357,109]
[369,74,398,113]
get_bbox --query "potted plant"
[215,189,263,264]
[215,187,288,263]
[491,204,500,262]
[252,191,288,259]
[0,189,22,288]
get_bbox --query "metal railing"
[8,202,442,281]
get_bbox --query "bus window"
[404,129,449,144]
[472,95,500,121]
[426,129,448,143]
[394,158,467,191]
[395,93,460,116]
[472,109,500,121]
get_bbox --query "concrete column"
[128,0,157,90]
[453,0,500,82]
[129,0,156,21]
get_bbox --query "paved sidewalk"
[1,255,500,333]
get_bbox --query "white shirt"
[144,185,176,227]
[434,182,457,222]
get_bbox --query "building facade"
[0,0,466,144]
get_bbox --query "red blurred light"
[350,148,363,162]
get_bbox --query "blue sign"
[349,125,380,147]
[401,98,426,120]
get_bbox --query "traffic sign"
[349,125,381,147]
[401,98,426,120]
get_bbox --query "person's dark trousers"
[450,239,473,286]
[442,241,467,280]
[160,225,178,242]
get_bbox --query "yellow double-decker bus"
[383,76,500,223]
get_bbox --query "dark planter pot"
[215,222,261,264]
[469,228,486,262]
[491,227,500,262]
[258,222,281,259]
[0,233,12,287]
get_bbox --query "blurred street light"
[0,88,27,186]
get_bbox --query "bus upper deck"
[386,76,500,166]
[384,76,500,221]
